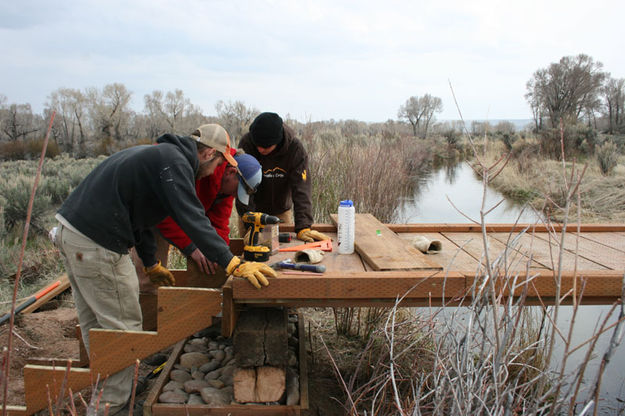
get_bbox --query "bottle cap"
[339,200,353,207]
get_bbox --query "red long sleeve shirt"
[157,150,235,255]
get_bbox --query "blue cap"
[234,153,262,205]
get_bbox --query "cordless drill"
[241,211,281,262]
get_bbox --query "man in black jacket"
[54,124,275,415]
[236,112,329,242]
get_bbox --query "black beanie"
[250,112,284,148]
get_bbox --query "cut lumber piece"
[233,366,286,403]
[233,368,257,402]
[256,366,286,402]
[330,213,442,271]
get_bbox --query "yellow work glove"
[226,256,277,289]
[144,260,175,287]
[296,228,330,243]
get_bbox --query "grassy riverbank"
[474,137,625,223]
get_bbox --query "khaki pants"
[56,223,142,415]
[237,209,294,238]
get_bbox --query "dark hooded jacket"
[236,124,313,232]
[58,134,234,268]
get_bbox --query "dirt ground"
[0,300,347,415]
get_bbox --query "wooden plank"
[232,271,467,303]
[221,277,237,338]
[464,270,625,300]
[144,339,186,416]
[88,288,221,378]
[577,232,625,254]
[22,365,92,415]
[21,274,70,314]
[330,214,442,271]
[532,232,625,270]
[297,310,309,410]
[387,223,625,233]
[488,232,611,271]
[398,232,479,271]
[442,231,550,273]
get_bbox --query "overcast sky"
[1,0,623,123]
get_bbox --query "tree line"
[1,53,622,159]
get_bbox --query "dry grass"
[478,139,625,223]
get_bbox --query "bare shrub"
[596,141,619,175]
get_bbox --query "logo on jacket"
[302,169,307,181]
[263,167,287,179]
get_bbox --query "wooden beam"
[232,271,466,302]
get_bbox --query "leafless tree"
[602,76,625,134]
[46,88,88,154]
[215,100,259,143]
[87,83,133,143]
[0,103,38,142]
[397,94,443,138]
[144,89,204,138]
[525,54,606,128]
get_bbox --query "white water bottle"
[337,200,355,254]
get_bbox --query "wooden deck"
[225,215,625,313]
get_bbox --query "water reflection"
[395,162,541,223]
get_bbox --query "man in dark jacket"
[54,124,275,415]
[236,112,329,242]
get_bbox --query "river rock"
[184,379,210,394]
[199,359,221,373]
[179,352,210,369]
[204,367,223,380]
[188,394,204,405]
[191,369,205,380]
[288,349,298,367]
[170,369,192,383]
[184,343,209,353]
[220,364,235,386]
[211,349,226,362]
[159,388,189,403]
[200,387,232,405]
[207,379,225,389]
[163,380,184,392]
[286,367,300,405]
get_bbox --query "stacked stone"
[158,313,300,406]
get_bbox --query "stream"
[394,162,625,413]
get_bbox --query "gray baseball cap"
[190,124,237,167]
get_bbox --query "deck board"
[576,232,625,254]
[532,232,625,270]
[331,214,442,271]
[488,232,609,271]
[442,231,549,273]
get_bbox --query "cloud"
[1,0,623,122]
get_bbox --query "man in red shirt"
[157,152,261,276]
[134,151,262,293]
